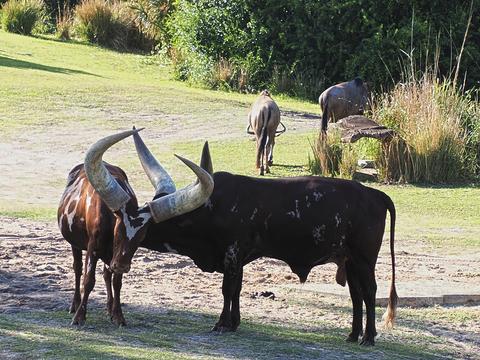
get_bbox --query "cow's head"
[84,128,214,274]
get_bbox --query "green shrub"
[308,131,358,179]
[373,73,480,183]
[55,6,72,40]
[1,0,46,35]
[74,0,114,44]
[73,0,154,51]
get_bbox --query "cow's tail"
[382,193,398,329]
[321,99,329,133]
[258,108,271,170]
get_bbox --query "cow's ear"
[200,141,213,175]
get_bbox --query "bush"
[372,73,480,183]
[309,132,358,179]
[1,0,46,35]
[55,5,72,39]
[73,0,154,51]
[74,0,113,44]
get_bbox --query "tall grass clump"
[73,0,153,50]
[1,0,46,35]
[373,73,480,183]
[55,5,72,40]
[309,132,358,179]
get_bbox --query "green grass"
[0,305,461,359]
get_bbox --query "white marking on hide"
[313,191,323,202]
[164,243,179,254]
[312,225,326,245]
[80,217,85,223]
[85,192,92,212]
[62,177,84,231]
[250,208,258,220]
[335,213,342,227]
[305,195,311,208]
[230,203,238,213]
[340,235,346,247]
[286,201,301,219]
[58,214,64,229]
[120,205,152,242]
[204,199,213,210]
[224,242,239,268]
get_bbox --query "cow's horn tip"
[132,127,145,133]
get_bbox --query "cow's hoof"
[346,333,359,343]
[359,335,375,346]
[267,160,273,166]
[211,323,235,333]
[111,315,126,327]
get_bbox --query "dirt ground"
[1,215,480,359]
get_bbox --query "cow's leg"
[255,138,261,169]
[267,136,275,167]
[256,138,265,176]
[103,264,113,316]
[71,246,98,326]
[70,246,82,314]
[345,259,363,343]
[213,258,243,332]
[110,272,126,327]
[358,262,377,346]
[230,267,243,330]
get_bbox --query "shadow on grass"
[271,163,305,170]
[0,303,459,360]
[0,55,100,77]
[281,110,322,121]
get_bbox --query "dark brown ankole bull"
[91,129,398,346]
[58,128,213,326]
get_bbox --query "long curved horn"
[133,128,176,195]
[84,129,143,211]
[148,155,214,223]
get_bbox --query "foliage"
[1,0,46,35]
[73,0,154,51]
[373,73,480,183]
[309,131,358,179]
[127,0,173,47]
[55,4,72,39]
[168,0,480,99]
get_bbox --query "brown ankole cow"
[86,129,398,346]
[57,129,213,326]
[248,90,282,175]
[319,78,369,132]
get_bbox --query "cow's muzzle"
[110,261,131,274]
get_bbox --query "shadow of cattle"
[0,304,462,359]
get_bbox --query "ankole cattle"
[86,129,398,346]
[319,78,369,132]
[248,90,281,175]
[57,129,213,326]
